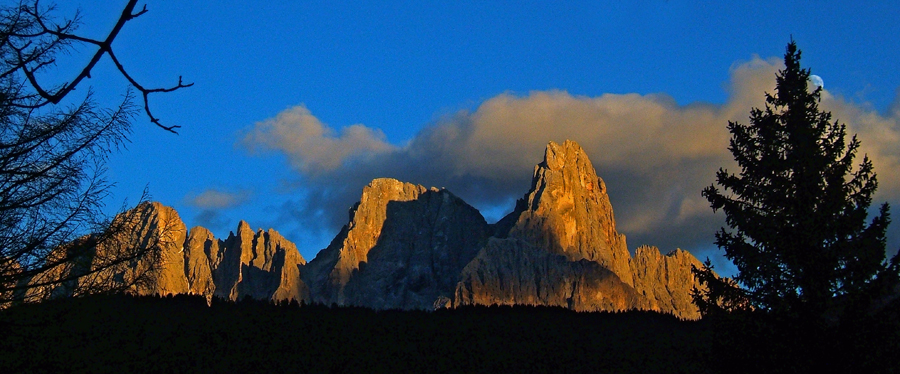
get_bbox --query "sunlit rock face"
[631,246,705,320]
[265,229,309,303]
[304,178,490,309]
[27,202,197,300]
[456,141,641,315]
[102,202,191,296]
[454,238,647,312]
[212,221,308,303]
[500,140,635,287]
[70,203,311,304]
[184,227,217,297]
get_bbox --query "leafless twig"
[8,0,192,133]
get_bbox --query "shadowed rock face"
[212,221,255,300]
[212,222,308,303]
[304,179,490,309]
[303,179,430,305]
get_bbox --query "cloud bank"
[241,56,900,258]
[241,106,396,174]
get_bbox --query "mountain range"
[28,140,708,319]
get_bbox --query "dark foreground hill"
[0,294,712,373]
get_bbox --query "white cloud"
[240,105,396,174]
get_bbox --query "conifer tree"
[700,40,899,319]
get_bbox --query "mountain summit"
[301,140,705,318]
[28,140,707,319]
[453,140,704,318]
[501,140,634,283]
[304,178,490,309]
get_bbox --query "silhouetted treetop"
[1,0,192,132]
[699,40,899,320]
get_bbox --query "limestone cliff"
[25,202,194,300]
[65,203,310,303]
[456,140,706,318]
[183,227,217,297]
[454,238,647,312]
[500,140,634,287]
[631,246,704,320]
[212,221,309,303]
[212,221,255,300]
[97,202,190,296]
[305,178,490,309]
[304,179,429,305]
[237,228,308,303]
[267,229,309,302]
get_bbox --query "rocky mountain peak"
[113,201,190,296]
[304,178,490,308]
[235,220,253,235]
[22,201,192,301]
[504,140,634,286]
[304,178,430,305]
[338,178,430,272]
[540,140,600,179]
[213,220,308,302]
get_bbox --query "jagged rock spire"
[502,140,635,286]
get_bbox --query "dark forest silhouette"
[0,293,712,373]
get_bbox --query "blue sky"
[43,1,900,273]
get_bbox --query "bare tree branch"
[0,1,187,307]
[5,0,192,133]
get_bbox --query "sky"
[36,1,900,275]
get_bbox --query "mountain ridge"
[25,139,708,319]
